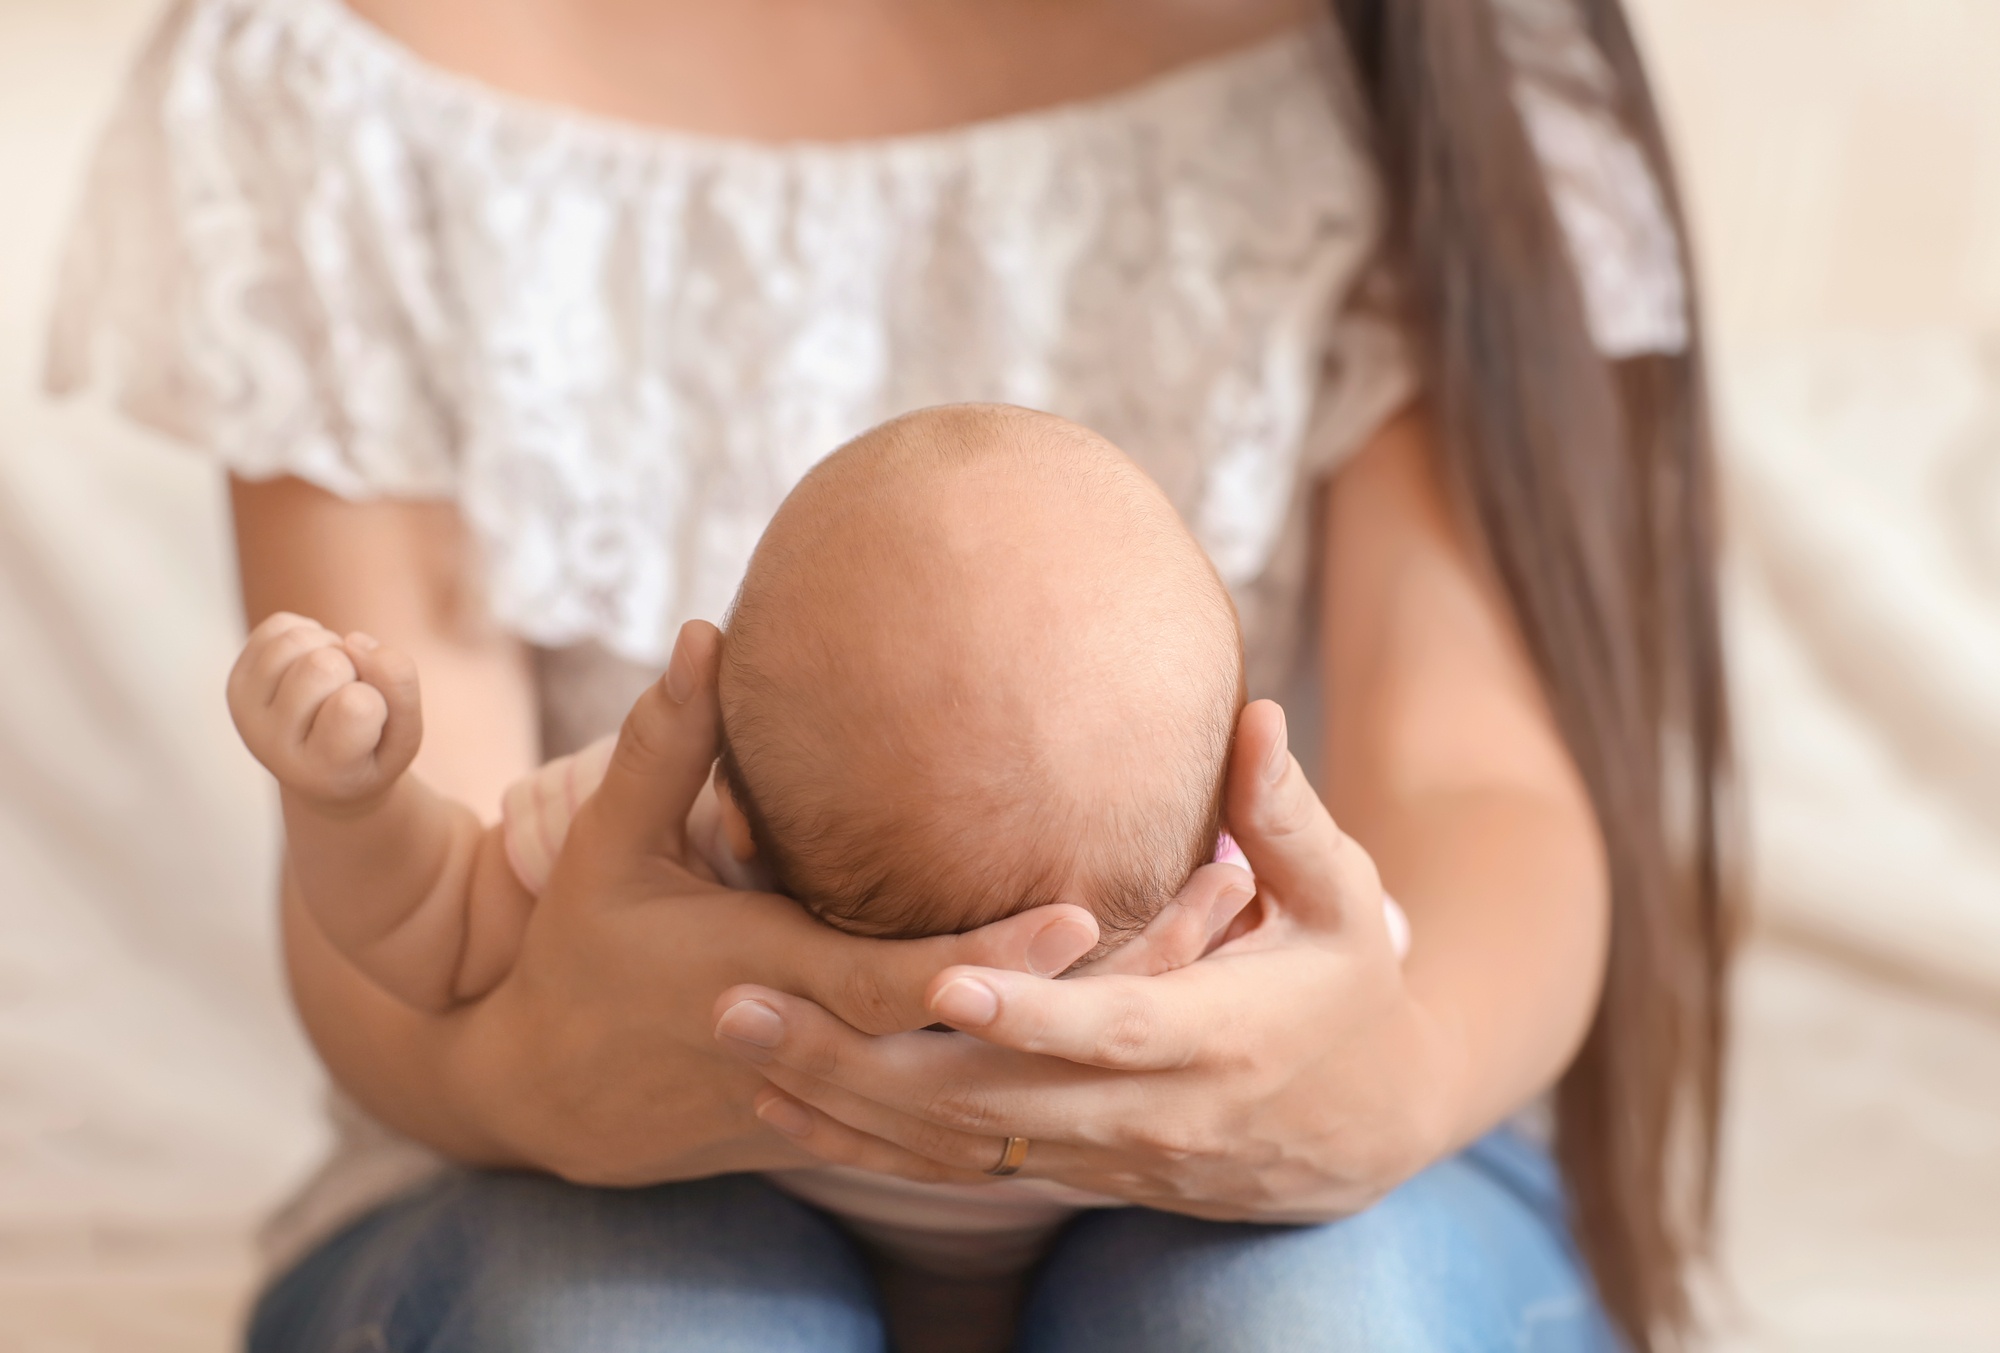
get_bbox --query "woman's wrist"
[1363,783,1607,1153]
[435,1001,760,1182]
[431,989,560,1171]
[1391,989,1481,1167]
[1256,989,1470,1224]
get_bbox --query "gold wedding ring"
[988,1135,1030,1177]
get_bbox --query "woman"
[47,0,1732,1348]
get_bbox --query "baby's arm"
[228,612,535,1011]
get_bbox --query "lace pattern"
[1497,0,1691,357]
[44,0,1684,683]
[48,0,1387,684]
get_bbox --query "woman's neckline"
[295,0,1324,165]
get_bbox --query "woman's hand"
[288,619,1106,1187]
[710,699,1472,1221]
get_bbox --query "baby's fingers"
[229,614,341,713]
[303,679,390,776]
[271,643,361,753]
[343,634,422,779]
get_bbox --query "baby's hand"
[227,612,422,808]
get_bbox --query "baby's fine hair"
[718,404,1244,943]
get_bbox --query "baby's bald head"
[719,405,1243,944]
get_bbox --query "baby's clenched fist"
[227,612,423,807]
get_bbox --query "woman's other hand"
[707,409,1610,1218]
[711,698,1465,1217]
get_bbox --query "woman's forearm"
[1320,408,1611,1151]
[1350,782,1608,1147]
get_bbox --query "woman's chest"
[294,12,1393,667]
[402,33,1373,554]
[342,0,1311,142]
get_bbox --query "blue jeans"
[249,1130,1620,1352]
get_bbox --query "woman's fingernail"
[664,635,698,704]
[1262,709,1290,785]
[717,999,784,1048]
[755,1096,815,1139]
[1026,918,1095,977]
[931,977,1000,1028]
[346,632,380,652]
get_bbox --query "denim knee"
[1018,1138,1620,1353]
[250,1171,887,1353]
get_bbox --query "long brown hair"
[1326,1,1735,1346]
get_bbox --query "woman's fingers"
[1076,862,1255,978]
[924,961,1292,1071]
[713,986,1137,1139]
[751,1080,1009,1181]
[724,954,1232,1077]
[787,903,1101,1037]
[754,1087,990,1184]
[578,619,722,862]
[1225,700,1384,936]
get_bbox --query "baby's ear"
[711,762,759,863]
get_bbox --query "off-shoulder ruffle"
[45,0,461,500]
[45,0,1678,673]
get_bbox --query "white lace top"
[44,0,1686,1272]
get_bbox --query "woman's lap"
[249,1132,1619,1353]
[1019,1130,1620,1353]
[247,1173,887,1353]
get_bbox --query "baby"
[230,405,1334,1290]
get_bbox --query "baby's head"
[715,404,1243,951]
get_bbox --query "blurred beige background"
[2,1,1996,1350]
